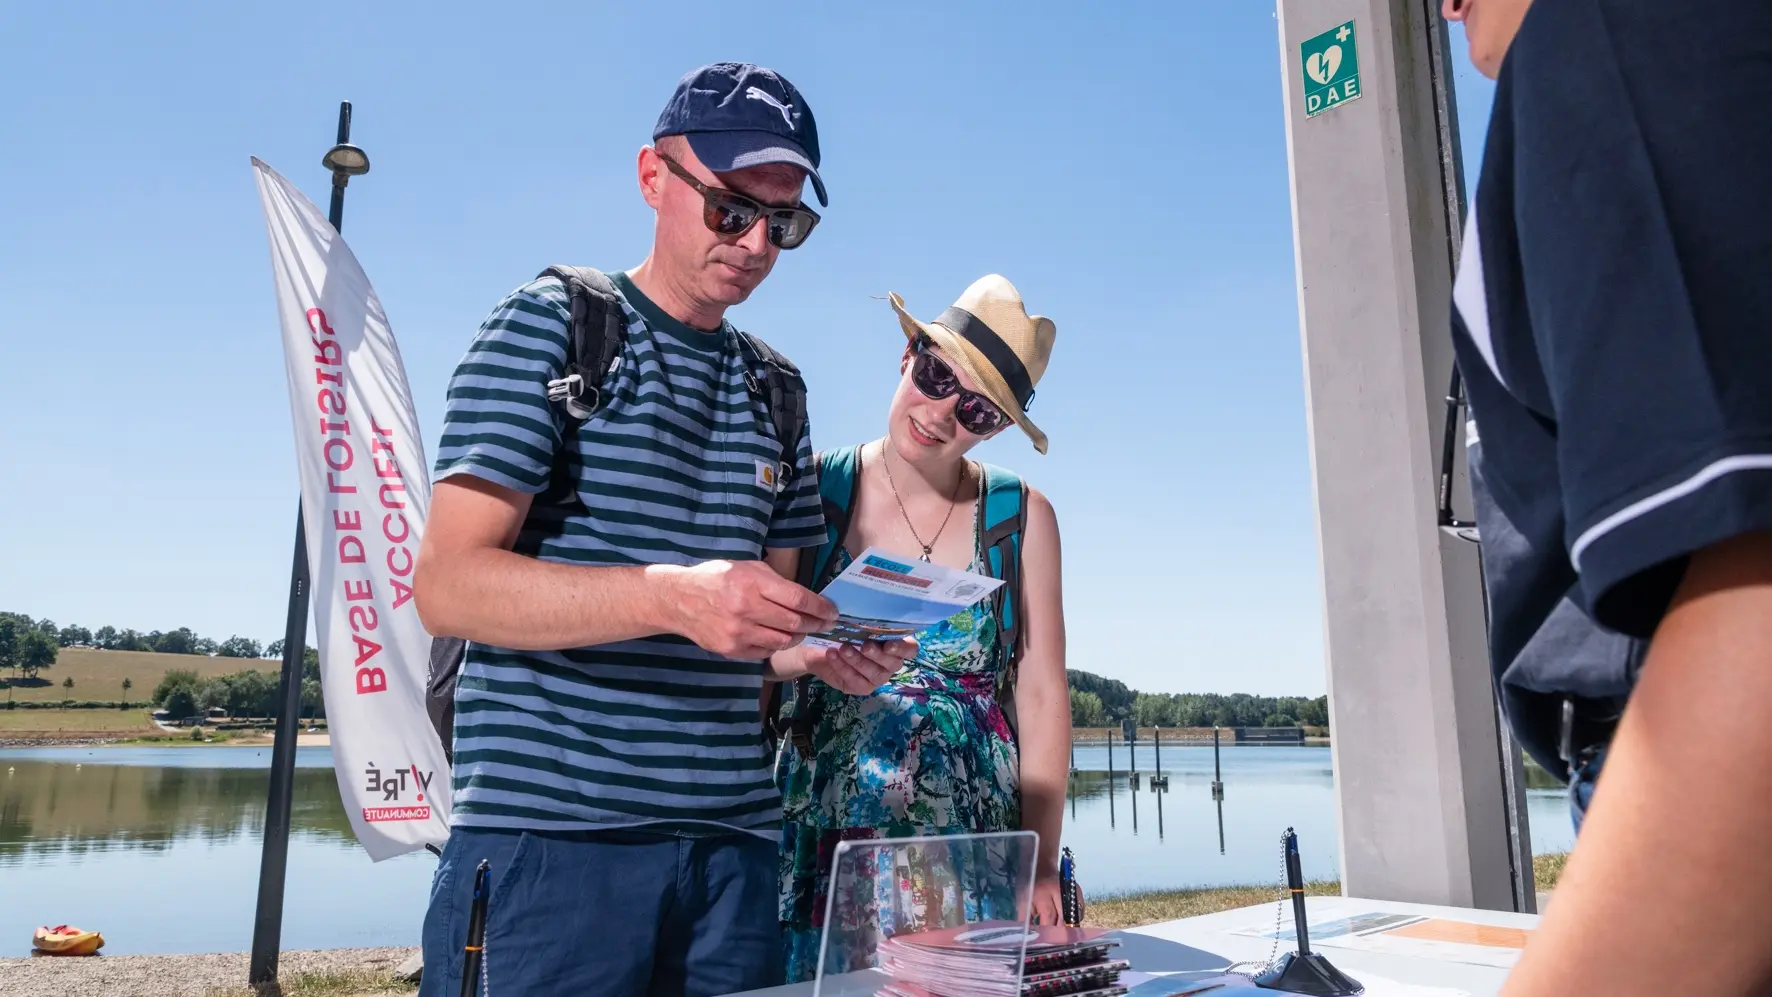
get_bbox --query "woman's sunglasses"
[910,338,1012,437]
[656,151,821,250]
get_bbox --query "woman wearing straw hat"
[772,275,1072,981]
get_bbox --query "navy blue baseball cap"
[652,62,827,207]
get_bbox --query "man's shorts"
[419,825,781,997]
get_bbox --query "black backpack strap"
[428,266,626,767]
[735,331,808,489]
[539,266,624,423]
[425,635,466,764]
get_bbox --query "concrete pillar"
[1276,0,1526,910]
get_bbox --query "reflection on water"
[1,747,434,958]
[1061,744,1574,897]
[1062,745,1341,894]
[0,743,1576,957]
[0,747,358,859]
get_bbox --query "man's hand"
[657,560,837,660]
[799,638,917,696]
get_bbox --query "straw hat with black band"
[888,274,1057,454]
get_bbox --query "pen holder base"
[1251,951,1363,996]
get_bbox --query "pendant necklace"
[878,439,968,562]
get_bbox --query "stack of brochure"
[878,924,1128,997]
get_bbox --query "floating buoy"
[33,925,104,956]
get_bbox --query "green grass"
[0,708,172,736]
[1534,851,1568,892]
[1,647,277,703]
[1087,854,1571,929]
[1087,881,1340,929]
[205,969,415,997]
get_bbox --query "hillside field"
[1,647,279,703]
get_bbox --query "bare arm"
[1015,489,1071,918]
[1501,531,1772,996]
[414,476,835,658]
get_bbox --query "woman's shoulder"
[974,462,1050,507]
[974,463,1056,539]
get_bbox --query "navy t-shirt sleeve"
[1507,0,1772,634]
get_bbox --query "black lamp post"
[248,101,369,989]
[321,104,370,230]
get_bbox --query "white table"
[731,898,1541,997]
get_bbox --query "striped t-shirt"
[432,270,823,836]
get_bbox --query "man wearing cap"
[413,63,910,996]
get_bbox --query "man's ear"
[637,146,665,209]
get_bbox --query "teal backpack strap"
[975,462,1029,735]
[769,444,863,756]
[796,444,862,590]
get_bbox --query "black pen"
[460,859,490,997]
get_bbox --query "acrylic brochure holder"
[813,830,1039,997]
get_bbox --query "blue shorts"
[419,826,781,997]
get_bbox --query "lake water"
[0,744,1575,957]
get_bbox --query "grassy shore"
[1086,852,1569,929]
[202,968,414,997]
[0,708,331,747]
[5,857,1571,997]
[0,708,180,744]
[0,708,165,733]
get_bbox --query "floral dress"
[775,537,1021,983]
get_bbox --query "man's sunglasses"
[656,151,821,250]
[911,338,1011,437]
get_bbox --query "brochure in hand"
[803,546,1004,649]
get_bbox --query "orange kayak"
[33,925,104,956]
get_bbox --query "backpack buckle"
[743,370,763,397]
[547,372,599,421]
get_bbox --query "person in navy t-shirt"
[1445,0,1772,993]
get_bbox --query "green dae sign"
[1301,20,1362,118]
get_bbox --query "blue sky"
[0,4,1494,697]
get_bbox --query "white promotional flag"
[252,157,450,859]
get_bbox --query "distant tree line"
[154,649,323,722]
[0,609,285,662]
[1067,669,1328,730]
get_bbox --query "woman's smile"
[906,414,948,447]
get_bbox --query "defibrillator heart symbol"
[1307,46,1343,85]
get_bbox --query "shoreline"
[0,860,1569,996]
[0,732,332,750]
[0,946,413,997]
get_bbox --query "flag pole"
[249,100,370,988]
